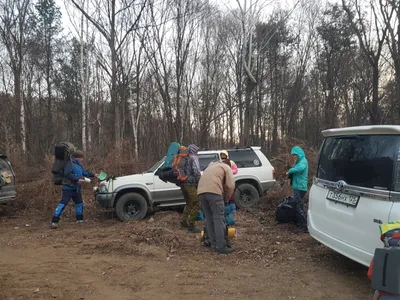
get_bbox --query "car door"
[0,156,17,202]
[152,160,183,203]
[310,135,397,256]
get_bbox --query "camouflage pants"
[181,185,200,227]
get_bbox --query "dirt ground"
[0,203,374,300]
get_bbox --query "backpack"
[164,142,180,169]
[51,142,76,185]
[275,195,297,223]
[156,142,190,185]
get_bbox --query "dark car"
[0,154,17,203]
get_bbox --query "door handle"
[146,183,153,185]
[373,219,383,224]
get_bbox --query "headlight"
[98,181,108,193]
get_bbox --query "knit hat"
[72,150,84,158]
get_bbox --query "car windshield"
[317,135,400,191]
[147,158,165,173]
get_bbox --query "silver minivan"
[308,125,400,266]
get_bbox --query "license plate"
[326,190,360,207]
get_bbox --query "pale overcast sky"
[55,0,311,38]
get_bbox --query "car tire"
[234,183,260,208]
[115,192,148,221]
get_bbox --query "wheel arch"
[235,177,262,196]
[113,185,152,209]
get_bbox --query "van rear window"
[317,135,400,191]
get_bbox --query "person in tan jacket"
[197,159,236,254]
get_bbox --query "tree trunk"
[396,73,400,122]
[370,64,380,124]
[80,12,86,151]
[14,73,22,145]
[46,44,52,146]
[110,0,120,148]
[242,79,256,146]
[20,78,26,153]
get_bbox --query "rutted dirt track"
[0,206,373,300]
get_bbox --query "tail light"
[273,168,276,180]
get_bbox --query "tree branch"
[70,0,110,41]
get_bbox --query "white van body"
[308,125,400,267]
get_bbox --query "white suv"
[94,147,276,221]
[308,125,400,267]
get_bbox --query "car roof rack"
[228,146,260,150]
[198,146,261,152]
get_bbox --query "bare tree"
[379,0,399,120]
[343,0,389,124]
[0,0,31,152]
[69,0,147,148]
[235,0,258,145]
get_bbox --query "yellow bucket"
[228,228,237,238]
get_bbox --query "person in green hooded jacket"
[286,146,308,232]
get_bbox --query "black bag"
[371,247,400,295]
[275,195,297,223]
[51,142,76,185]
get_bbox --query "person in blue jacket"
[51,150,95,229]
[286,146,309,233]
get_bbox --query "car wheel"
[234,183,260,208]
[115,192,148,221]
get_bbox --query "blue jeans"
[293,189,307,229]
[52,190,83,223]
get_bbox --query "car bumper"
[260,180,276,193]
[308,211,373,267]
[95,192,114,208]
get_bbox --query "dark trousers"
[293,189,307,229]
[199,193,226,250]
[52,190,83,223]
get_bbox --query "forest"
[0,0,399,164]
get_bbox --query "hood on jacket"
[187,144,199,155]
[72,158,82,166]
[291,146,305,160]
[220,150,229,158]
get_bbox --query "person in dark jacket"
[286,146,309,232]
[180,144,202,233]
[51,150,95,229]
